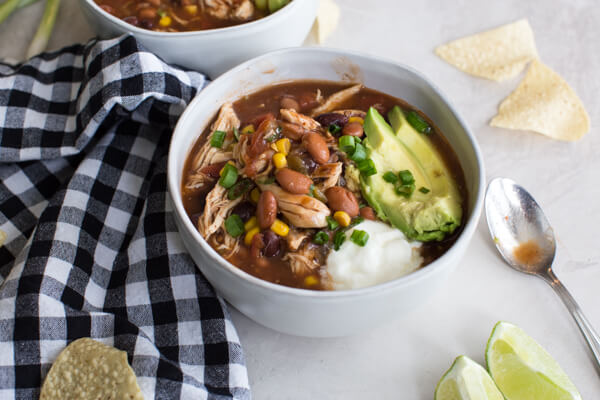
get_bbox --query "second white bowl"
[78,0,318,77]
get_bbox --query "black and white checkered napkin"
[0,35,250,399]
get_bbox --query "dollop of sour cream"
[326,220,423,290]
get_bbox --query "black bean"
[232,202,255,221]
[315,113,348,128]
[262,230,281,257]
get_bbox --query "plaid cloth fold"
[0,35,250,399]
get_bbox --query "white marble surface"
[2,0,599,398]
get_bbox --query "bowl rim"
[168,46,486,299]
[82,0,310,38]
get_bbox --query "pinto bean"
[325,186,359,217]
[315,113,348,129]
[360,206,376,220]
[280,96,300,111]
[138,7,158,20]
[250,233,265,258]
[342,122,364,137]
[275,168,313,194]
[257,191,277,229]
[280,121,306,140]
[303,132,330,164]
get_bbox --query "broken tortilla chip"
[0,230,6,247]
[40,338,143,400]
[436,19,538,81]
[311,0,340,44]
[490,59,590,141]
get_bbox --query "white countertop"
[2,0,599,398]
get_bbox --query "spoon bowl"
[485,177,556,275]
[485,177,600,374]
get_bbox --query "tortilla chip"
[40,338,143,400]
[0,230,6,247]
[490,59,590,141]
[436,19,538,81]
[313,0,340,44]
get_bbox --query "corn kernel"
[244,216,258,232]
[333,211,351,227]
[270,219,289,237]
[184,5,198,15]
[348,116,364,125]
[275,138,291,155]
[241,124,255,134]
[304,276,319,286]
[250,188,260,204]
[158,16,172,27]
[244,227,260,246]
[272,152,287,169]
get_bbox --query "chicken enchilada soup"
[95,0,290,32]
[181,81,467,290]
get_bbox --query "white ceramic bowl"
[168,48,485,337]
[78,0,318,77]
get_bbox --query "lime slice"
[486,321,582,400]
[435,355,504,400]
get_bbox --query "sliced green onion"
[339,135,355,153]
[225,214,244,237]
[398,170,415,185]
[328,124,341,135]
[307,184,315,198]
[257,175,275,185]
[268,0,289,13]
[210,130,226,148]
[395,183,415,198]
[157,9,167,17]
[233,127,240,142]
[313,231,329,245]
[350,229,369,247]
[406,111,431,135]
[349,216,364,228]
[349,143,367,162]
[419,186,430,194]
[333,230,346,251]
[326,216,339,230]
[228,178,253,200]
[383,171,399,183]
[357,159,377,176]
[219,163,238,189]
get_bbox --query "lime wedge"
[435,355,504,400]
[486,321,582,400]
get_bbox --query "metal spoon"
[485,177,600,371]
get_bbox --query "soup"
[181,81,467,290]
[95,0,289,32]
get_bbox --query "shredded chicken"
[284,243,321,276]
[310,84,362,116]
[185,103,239,192]
[198,184,243,241]
[333,109,367,119]
[280,109,321,131]
[312,162,342,192]
[204,0,254,21]
[286,229,310,252]
[234,130,275,177]
[259,184,330,228]
[209,230,240,259]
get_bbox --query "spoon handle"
[545,269,600,371]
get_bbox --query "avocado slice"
[360,107,462,241]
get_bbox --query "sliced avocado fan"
[360,107,463,241]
